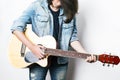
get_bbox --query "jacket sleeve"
[10,2,35,33]
[70,17,79,42]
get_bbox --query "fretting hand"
[85,54,97,63]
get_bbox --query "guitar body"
[8,27,56,68]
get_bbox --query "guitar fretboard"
[45,48,93,59]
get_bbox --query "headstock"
[98,54,120,66]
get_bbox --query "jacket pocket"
[36,14,49,22]
[34,14,50,36]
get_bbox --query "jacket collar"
[39,0,64,16]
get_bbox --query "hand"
[29,44,46,59]
[85,54,97,63]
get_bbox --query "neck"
[50,5,60,12]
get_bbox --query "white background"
[1,0,120,80]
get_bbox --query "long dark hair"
[47,0,78,23]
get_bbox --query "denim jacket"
[11,0,79,64]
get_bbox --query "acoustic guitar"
[8,27,120,68]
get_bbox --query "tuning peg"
[107,64,110,67]
[112,64,114,67]
[103,63,105,66]
[109,53,111,55]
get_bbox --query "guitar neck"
[45,48,97,59]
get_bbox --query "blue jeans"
[29,56,68,80]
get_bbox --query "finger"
[85,56,91,62]
[91,54,94,60]
[39,47,46,55]
[90,54,96,61]
[38,45,46,49]
[93,55,97,62]
[39,55,46,60]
